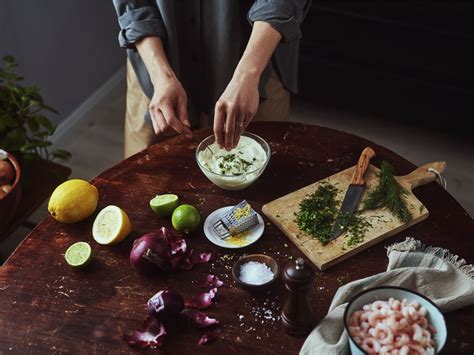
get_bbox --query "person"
[113,0,310,158]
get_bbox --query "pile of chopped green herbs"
[295,183,339,244]
[337,212,372,247]
[363,161,412,223]
[295,183,370,246]
[294,161,411,248]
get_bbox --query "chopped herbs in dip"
[197,136,267,177]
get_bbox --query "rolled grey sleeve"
[112,0,166,49]
[248,0,310,42]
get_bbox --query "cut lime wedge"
[65,242,92,268]
[150,194,179,217]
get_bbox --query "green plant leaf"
[1,55,61,162]
[20,142,38,152]
[41,104,59,114]
[27,116,40,132]
[35,114,55,132]
[36,141,52,148]
[52,149,72,160]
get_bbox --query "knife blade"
[330,147,376,241]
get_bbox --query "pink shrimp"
[368,311,384,327]
[349,298,437,354]
[409,343,428,354]
[371,300,389,312]
[361,337,381,354]
[350,310,364,326]
[375,323,394,345]
[399,345,410,355]
[394,333,410,348]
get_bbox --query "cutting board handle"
[351,147,376,186]
[398,162,447,190]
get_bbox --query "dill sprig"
[363,161,412,223]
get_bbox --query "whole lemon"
[48,179,99,223]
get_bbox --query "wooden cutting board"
[262,162,446,270]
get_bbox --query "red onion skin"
[147,290,185,320]
[130,233,171,273]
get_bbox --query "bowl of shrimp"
[344,286,447,355]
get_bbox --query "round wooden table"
[0,122,472,354]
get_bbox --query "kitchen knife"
[330,147,376,241]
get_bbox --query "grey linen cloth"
[300,237,474,354]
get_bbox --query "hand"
[214,73,259,150]
[149,77,192,138]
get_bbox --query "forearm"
[135,36,176,86]
[233,21,282,81]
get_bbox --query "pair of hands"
[149,75,259,151]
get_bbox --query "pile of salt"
[239,261,274,285]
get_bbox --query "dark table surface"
[0,159,70,242]
[0,123,472,354]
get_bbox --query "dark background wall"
[0,0,125,125]
[299,2,474,138]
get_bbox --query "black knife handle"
[351,147,376,186]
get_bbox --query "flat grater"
[213,200,259,240]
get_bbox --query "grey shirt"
[113,0,310,126]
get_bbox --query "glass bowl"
[195,132,271,191]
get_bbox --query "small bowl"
[0,152,22,232]
[232,254,279,292]
[195,132,271,191]
[344,286,447,355]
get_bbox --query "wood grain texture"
[350,146,376,186]
[0,123,472,354]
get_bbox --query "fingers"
[161,103,193,138]
[149,106,163,135]
[224,105,237,151]
[177,95,191,129]
[233,115,245,150]
[214,101,225,149]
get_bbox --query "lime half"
[65,242,92,268]
[150,194,179,217]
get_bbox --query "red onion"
[147,290,185,320]
[130,232,171,273]
[200,274,224,288]
[185,288,217,309]
[181,308,219,328]
[130,227,211,273]
[198,327,221,345]
[123,316,166,348]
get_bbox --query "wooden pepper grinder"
[281,257,316,336]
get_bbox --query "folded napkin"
[300,237,474,355]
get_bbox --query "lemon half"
[92,205,131,245]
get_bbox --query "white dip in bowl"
[196,132,270,191]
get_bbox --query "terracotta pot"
[0,153,22,232]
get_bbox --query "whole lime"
[171,204,201,233]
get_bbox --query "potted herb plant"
[0,55,71,229]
